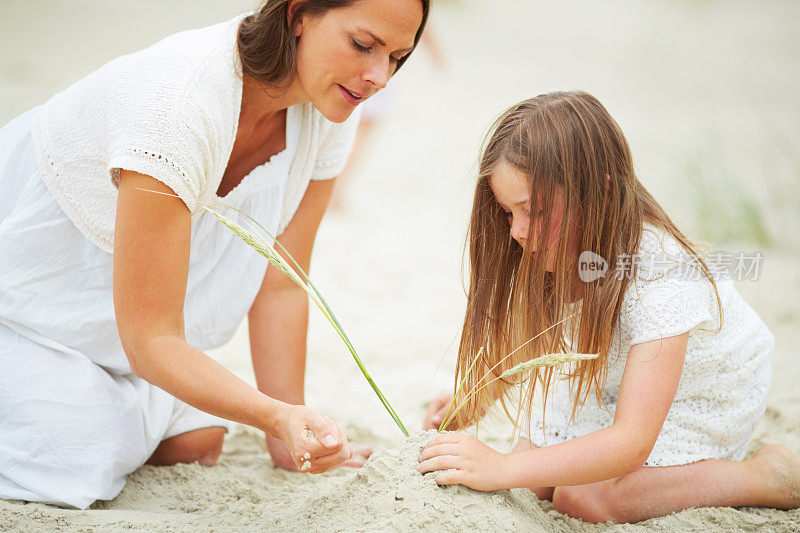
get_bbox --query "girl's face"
[489,160,580,271]
[293,0,422,123]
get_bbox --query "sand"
[3,428,799,531]
[2,0,800,530]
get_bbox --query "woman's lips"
[338,84,365,106]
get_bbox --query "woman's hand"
[423,394,455,430]
[267,430,373,471]
[277,405,354,473]
[417,432,511,492]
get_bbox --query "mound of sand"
[271,431,554,531]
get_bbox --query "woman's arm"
[247,178,333,469]
[419,332,688,491]
[113,170,350,472]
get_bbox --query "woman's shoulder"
[40,14,247,119]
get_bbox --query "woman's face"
[293,0,422,123]
[489,160,580,272]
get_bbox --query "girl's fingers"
[425,432,466,447]
[417,454,460,474]
[418,443,460,462]
[434,470,462,486]
[432,404,450,425]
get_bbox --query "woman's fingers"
[417,454,460,474]
[302,413,342,458]
[323,415,352,460]
[302,445,353,473]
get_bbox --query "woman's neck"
[240,73,308,128]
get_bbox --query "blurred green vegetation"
[683,133,800,251]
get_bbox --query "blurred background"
[2,0,798,444]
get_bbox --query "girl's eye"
[352,39,371,53]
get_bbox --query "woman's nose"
[363,56,390,90]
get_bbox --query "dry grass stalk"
[500,353,598,378]
[137,188,409,436]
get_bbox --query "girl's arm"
[419,332,688,491]
[114,171,351,473]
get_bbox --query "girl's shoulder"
[618,224,719,345]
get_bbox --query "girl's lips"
[338,84,365,106]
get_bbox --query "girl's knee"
[148,427,225,466]
[552,485,619,524]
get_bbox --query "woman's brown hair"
[453,91,722,430]
[238,0,430,85]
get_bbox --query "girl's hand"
[277,405,353,473]
[423,394,457,430]
[417,433,511,492]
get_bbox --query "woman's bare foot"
[747,444,800,509]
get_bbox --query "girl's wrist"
[502,449,538,489]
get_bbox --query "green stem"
[438,315,575,432]
[207,204,408,436]
[438,346,484,433]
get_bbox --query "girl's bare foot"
[748,444,800,509]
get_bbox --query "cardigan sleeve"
[106,80,229,213]
[104,19,241,214]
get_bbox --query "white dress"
[526,224,774,467]
[0,16,359,509]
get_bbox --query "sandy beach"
[1,0,799,530]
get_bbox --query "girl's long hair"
[453,91,722,429]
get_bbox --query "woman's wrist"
[255,395,292,439]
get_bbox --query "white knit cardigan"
[30,14,359,254]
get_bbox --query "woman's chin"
[313,100,356,124]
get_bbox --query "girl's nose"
[510,219,528,244]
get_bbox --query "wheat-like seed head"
[206,210,301,283]
[500,353,598,378]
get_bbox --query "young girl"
[418,91,800,523]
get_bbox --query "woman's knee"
[147,427,226,467]
[552,485,619,524]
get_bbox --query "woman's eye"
[352,39,371,53]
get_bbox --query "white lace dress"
[526,224,774,467]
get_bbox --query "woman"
[0,0,428,509]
